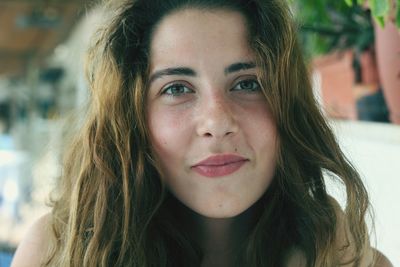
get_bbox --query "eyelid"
[159,80,195,95]
[231,75,260,89]
[232,74,258,83]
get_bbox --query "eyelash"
[160,78,261,97]
[161,83,194,97]
[231,79,260,92]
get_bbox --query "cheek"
[241,102,277,142]
[240,103,278,170]
[147,106,192,160]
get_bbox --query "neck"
[170,196,262,266]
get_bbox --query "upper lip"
[192,154,248,167]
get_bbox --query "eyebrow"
[224,61,256,75]
[149,67,195,83]
[149,61,256,84]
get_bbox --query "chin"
[193,201,249,219]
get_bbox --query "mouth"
[191,154,249,178]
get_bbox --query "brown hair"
[46,0,371,266]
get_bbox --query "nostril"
[195,102,239,138]
[226,131,233,135]
[203,130,234,138]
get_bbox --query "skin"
[10,213,394,267]
[9,7,394,267]
[147,8,278,219]
[146,9,278,265]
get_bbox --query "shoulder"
[286,197,394,267]
[373,249,394,267]
[285,248,393,267]
[11,213,54,267]
[330,197,394,266]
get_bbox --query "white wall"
[329,120,400,266]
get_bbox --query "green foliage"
[294,0,374,58]
[345,0,400,28]
[371,0,389,26]
[397,0,400,27]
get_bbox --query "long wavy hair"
[45,0,371,266]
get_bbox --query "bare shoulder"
[11,213,54,267]
[285,197,394,267]
[329,197,393,267]
[285,248,393,267]
[373,249,394,267]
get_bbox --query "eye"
[161,83,194,96]
[232,79,260,92]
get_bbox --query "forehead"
[149,8,254,71]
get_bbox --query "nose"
[195,94,239,139]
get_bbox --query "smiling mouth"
[191,154,248,178]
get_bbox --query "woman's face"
[147,8,278,218]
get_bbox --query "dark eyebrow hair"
[149,61,256,84]
[224,61,256,75]
[149,67,196,83]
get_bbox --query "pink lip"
[191,154,248,178]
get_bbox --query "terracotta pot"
[360,49,380,85]
[375,21,400,124]
[353,49,380,99]
[313,50,357,120]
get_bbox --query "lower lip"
[192,160,247,178]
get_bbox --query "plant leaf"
[397,0,400,28]
[376,16,386,27]
[344,0,353,6]
[370,0,389,17]
[370,0,390,27]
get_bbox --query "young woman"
[11,0,394,266]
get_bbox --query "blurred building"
[0,0,102,258]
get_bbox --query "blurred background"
[0,0,399,266]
